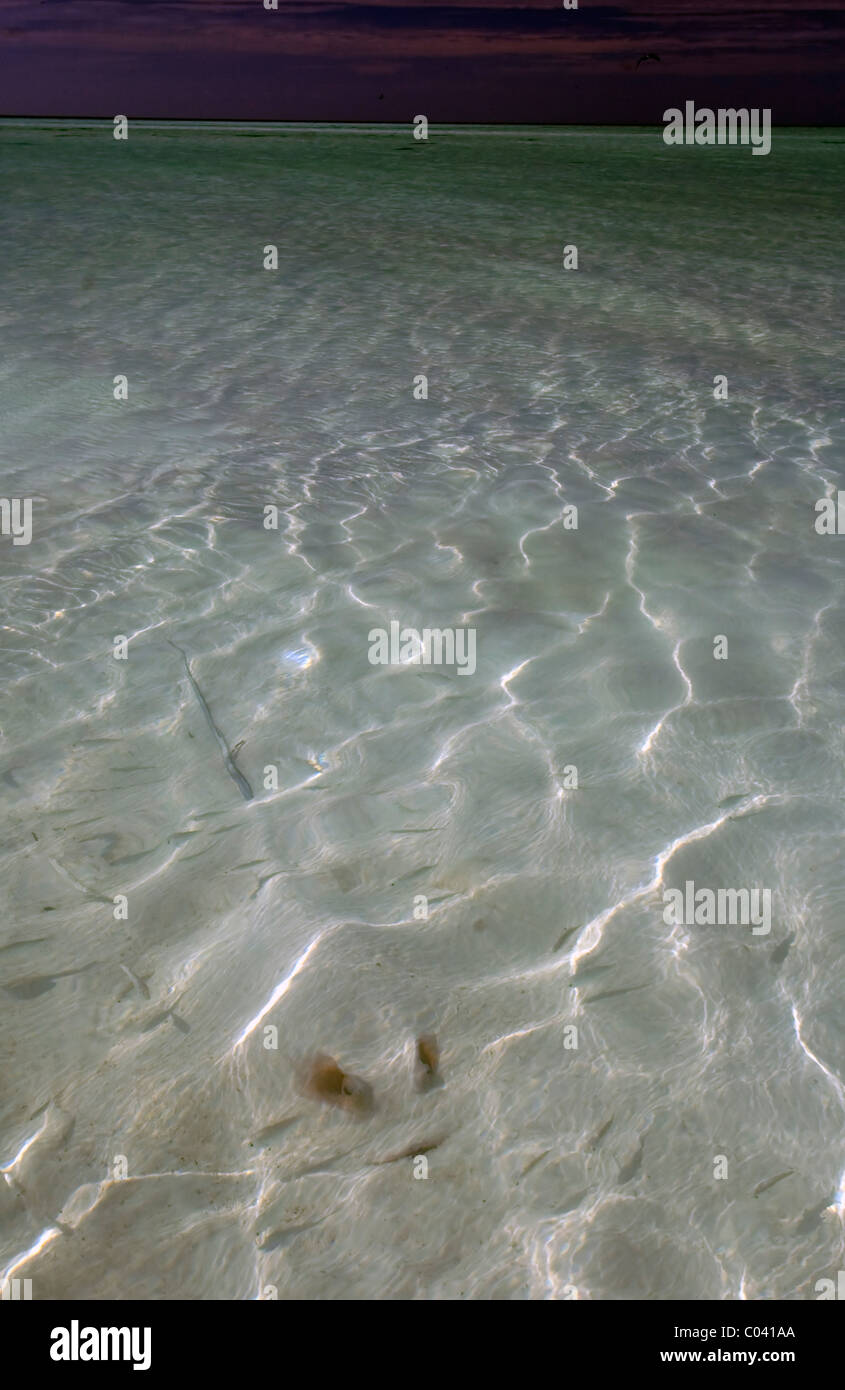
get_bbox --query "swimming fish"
[753,1170,794,1198]
[770,933,795,967]
[376,1135,446,1164]
[167,639,254,802]
[585,1115,614,1153]
[3,962,100,1000]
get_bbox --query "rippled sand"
[1,123,844,1300]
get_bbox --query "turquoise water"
[0,122,843,1300]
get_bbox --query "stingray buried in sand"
[414,1034,442,1091]
[300,1053,374,1115]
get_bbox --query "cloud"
[0,0,841,117]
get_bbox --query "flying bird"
[635,53,661,70]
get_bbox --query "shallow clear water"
[0,122,843,1300]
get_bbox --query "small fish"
[568,964,610,987]
[45,855,113,903]
[553,925,578,952]
[519,1149,551,1178]
[377,1135,446,1164]
[3,962,99,1000]
[795,1198,830,1235]
[140,1010,173,1034]
[414,1034,442,1091]
[301,1054,374,1116]
[167,639,254,802]
[251,1116,301,1147]
[770,933,795,967]
[618,1141,645,1184]
[3,976,58,1000]
[256,1222,319,1252]
[118,963,151,999]
[753,1170,793,1198]
[583,982,650,1005]
[0,937,50,955]
[586,1115,614,1152]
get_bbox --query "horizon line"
[1,115,842,129]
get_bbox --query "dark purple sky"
[0,1,842,123]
